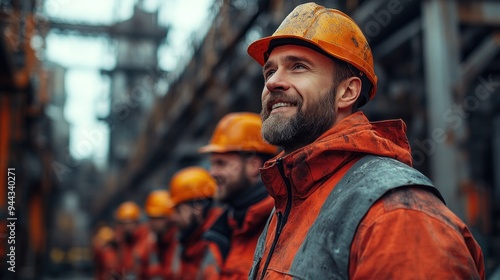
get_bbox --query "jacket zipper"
[259,158,293,280]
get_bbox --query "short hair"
[330,58,367,112]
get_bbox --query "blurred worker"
[198,112,278,279]
[110,201,149,279]
[169,166,222,279]
[139,190,178,279]
[92,225,115,280]
[246,2,485,279]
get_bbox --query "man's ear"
[336,77,362,110]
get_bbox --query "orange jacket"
[202,184,274,280]
[176,206,222,280]
[98,243,121,280]
[251,112,485,279]
[138,225,179,279]
[93,241,117,280]
[112,223,150,278]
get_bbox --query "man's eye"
[264,70,275,80]
[293,64,306,70]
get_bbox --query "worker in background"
[111,201,149,279]
[92,225,115,280]
[139,190,178,279]
[198,112,278,279]
[169,166,222,279]
[246,2,485,279]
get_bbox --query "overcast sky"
[43,0,214,168]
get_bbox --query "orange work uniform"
[175,206,221,280]
[202,182,274,279]
[93,240,117,280]
[138,225,179,279]
[112,223,150,278]
[250,112,485,279]
[98,242,121,280]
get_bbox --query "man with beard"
[169,166,222,280]
[138,190,178,279]
[246,2,485,279]
[197,112,278,279]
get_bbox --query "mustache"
[262,92,301,111]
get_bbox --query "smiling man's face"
[260,45,338,153]
[208,152,250,203]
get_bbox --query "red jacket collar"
[260,112,412,210]
[228,195,274,236]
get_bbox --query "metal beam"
[352,0,387,23]
[0,33,16,90]
[458,33,500,96]
[48,20,168,40]
[494,116,500,205]
[458,1,500,26]
[373,18,421,58]
[48,21,109,35]
[351,0,419,44]
[421,0,464,218]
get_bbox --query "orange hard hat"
[169,167,216,205]
[95,226,115,245]
[247,2,377,105]
[199,112,278,155]
[145,190,175,217]
[114,201,141,222]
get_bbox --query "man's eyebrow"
[263,60,274,74]
[262,54,313,73]
[284,54,313,65]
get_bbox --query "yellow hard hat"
[145,190,175,217]
[199,112,278,155]
[248,2,377,105]
[169,167,216,205]
[114,201,141,222]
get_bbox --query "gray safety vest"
[250,155,444,280]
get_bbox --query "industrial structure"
[97,0,500,276]
[1,0,499,278]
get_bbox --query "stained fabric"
[251,112,485,279]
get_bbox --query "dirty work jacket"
[93,232,114,280]
[201,182,274,279]
[174,206,222,280]
[250,112,485,280]
[98,243,121,280]
[138,225,178,279]
[112,224,150,279]
[94,241,119,280]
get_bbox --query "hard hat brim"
[199,144,277,155]
[198,144,228,154]
[247,35,377,100]
[248,35,301,66]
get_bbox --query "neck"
[228,180,268,210]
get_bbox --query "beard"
[261,87,337,152]
[216,168,251,204]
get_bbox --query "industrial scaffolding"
[1,0,499,278]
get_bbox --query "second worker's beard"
[217,170,250,205]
